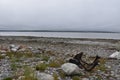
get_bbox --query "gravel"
[0,36,120,80]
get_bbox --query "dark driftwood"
[69,52,101,71]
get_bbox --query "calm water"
[0,32,120,39]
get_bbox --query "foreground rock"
[109,51,120,59]
[61,63,82,75]
[36,72,54,80]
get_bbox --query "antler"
[69,52,101,71]
[80,58,100,71]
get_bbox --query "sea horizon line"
[0,30,119,33]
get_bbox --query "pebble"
[82,78,89,80]
[0,50,7,53]
[0,59,12,80]
[36,72,54,80]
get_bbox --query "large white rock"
[61,63,81,75]
[36,72,54,80]
[109,51,120,59]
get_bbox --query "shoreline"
[1,35,120,40]
[0,32,120,39]
[0,36,120,57]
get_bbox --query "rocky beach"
[0,36,120,80]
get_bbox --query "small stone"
[89,76,96,80]
[18,76,25,80]
[82,78,89,80]
[11,48,18,52]
[18,48,26,52]
[97,70,101,72]
[1,53,6,56]
[36,72,54,80]
[29,46,32,49]
[32,50,40,54]
[9,44,15,48]
[0,50,6,53]
[111,71,115,76]
[104,73,109,77]
[115,74,120,78]
[107,66,111,68]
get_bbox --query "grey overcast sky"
[0,0,120,31]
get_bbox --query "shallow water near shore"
[0,32,120,39]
